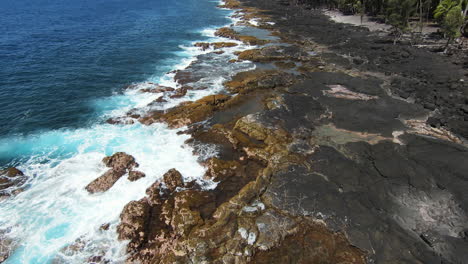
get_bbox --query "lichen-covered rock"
[117,200,150,241]
[251,219,366,264]
[102,152,137,171]
[224,70,295,94]
[204,158,242,182]
[85,170,126,194]
[139,94,231,128]
[128,170,146,182]
[162,169,183,192]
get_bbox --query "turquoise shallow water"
[0,0,237,263]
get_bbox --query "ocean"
[0,0,248,262]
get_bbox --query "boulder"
[102,152,137,171]
[85,169,126,194]
[117,200,150,242]
[86,152,142,193]
[162,169,184,192]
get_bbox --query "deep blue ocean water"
[0,0,229,140]
[0,0,233,263]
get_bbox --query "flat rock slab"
[249,70,467,262]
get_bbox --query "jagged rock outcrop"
[86,152,144,193]
[139,94,232,128]
[162,169,183,192]
[215,27,268,45]
[195,42,239,51]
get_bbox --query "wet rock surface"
[86,152,143,193]
[0,167,26,199]
[0,231,13,263]
[139,94,232,128]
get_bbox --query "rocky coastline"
[3,0,466,263]
[100,0,468,263]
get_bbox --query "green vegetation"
[434,0,465,47]
[298,0,468,45]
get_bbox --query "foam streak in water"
[0,2,250,263]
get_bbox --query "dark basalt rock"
[264,137,468,264]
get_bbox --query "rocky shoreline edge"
[2,0,468,263]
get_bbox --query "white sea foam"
[0,123,207,263]
[249,18,259,26]
[0,1,254,263]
